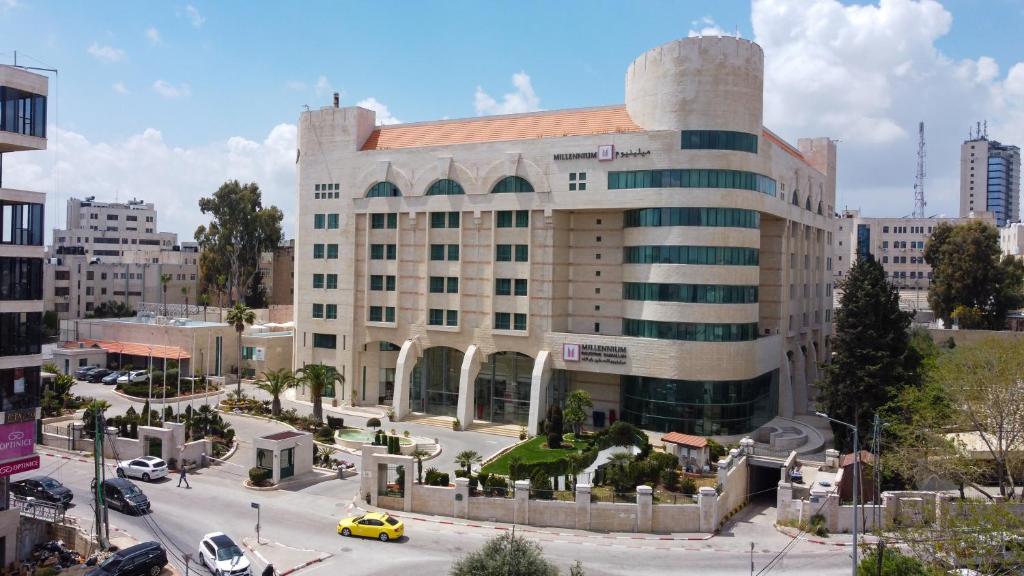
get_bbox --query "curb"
[774,524,857,547]
[399,513,715,542]
[112,388,225,405]
[241,538,332,576]
[38,449,94,465]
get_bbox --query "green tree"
[43,310,59,338]
[412,449,430,484]
[563,391,593,437]
[820,256,916,451]
[91,300,135,319]
[82,400,111,437]
[225,303,256,394]
[856,546,931,576]
[926,220,1024,329]
[181,285,191,315]
[245,269,268,308]
[194,180,283,306]
[256,368,295,417]
[450,532,577,576]
[198,293,210,322]
[294,363,344,423]
[160,273,172,316]
[454,450,482,476]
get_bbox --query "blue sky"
[3,0,1024,239]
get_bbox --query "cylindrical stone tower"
[625,36,764,134]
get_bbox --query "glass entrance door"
[280,447,294,479]
[475,352,534,425]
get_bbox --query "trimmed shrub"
[129,421,138,439]
[530,469,552,497]
[326,416,345,430]
[608,421,640,447]
[661,468,681,492]
[507,455,527,481]
[707,438,727,462]
[249,467,272,485]
[546,432,562,450]
[366,417,381,429]
[680,477,698,495]
[648,451,679,472]
[424,467,439,485]
[476,472,491,488]
[315,426,334,443]
[454,469,469,479]
[809,514,828,537]
[437,472,450,486]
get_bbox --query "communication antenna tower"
[913,121,926,219]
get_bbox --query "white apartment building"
[834,210,994,290]
[45,197,199,320]
[295,37,836,437]
[0,64,48,567]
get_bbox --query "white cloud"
[112,82,129,95]
[88,42,125,62]
[185,4,205,28]
[356,97,401,125]
[689,16,727,37]
[2,124,299,242]
[1,0,18,11]
[314,75,332,98]
[474,72,540,116]
[152,80,191,99]
[146,27,162,45]
[751,0,1024,218]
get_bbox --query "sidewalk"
[774,523,878,547]
[241,537,332,576]
[278,388,387,419]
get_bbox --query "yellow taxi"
[336,512,404,542]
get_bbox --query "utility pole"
[750,541,755,575]
[873,414,884,576]
[816,412,859,575]
[93,410,109,550]
[184,553,192,576]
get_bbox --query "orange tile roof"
[71,339,191,360]
[360,106,643,151]
[661,432,708,448]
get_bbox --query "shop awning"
[71,339,191,360]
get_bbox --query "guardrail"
[8,496,66,523]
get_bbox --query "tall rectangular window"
[430,244,445,261]
[448,212,460,228]
[429,276,445,293]
[494,312,511,330]
[385,306,395,322]
[447,244,459,261]
[385,275,396,291]
[496,211,513,228]
[515,210,529,228]
[495,278,511,295]
[327,214,340,229]
[312,303,324,319]
[327,244,339,259]
[370,244,384,260]
[446,277,459,294]
[387,213,397,229]
[496,244,512,262]
[313,274,324,289]
[313,244,325,259]
[314,214,325,229]
[514,244,529,262]
[429,308,444,325]
[326,274,338,289]
[514,279,528,296]
[446,310,458,326]
[513,313,527,331]
[325,304,337,320]
[386,244,396,260]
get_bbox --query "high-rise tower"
[960,123,1021,227]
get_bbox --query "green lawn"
[481,435,591,475]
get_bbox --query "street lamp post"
[147,346,154,426]
[816,411,859,576]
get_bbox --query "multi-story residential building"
[259,239,295,306]
[833,209,993,290]
[295,37,836,436]
[45,197,199,320]
[0,64,48,568]
[960,135,1020,227]
[1000,223,1024,257]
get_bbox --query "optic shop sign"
[0,421,36,461]
[562,343,627,365]
[0,454,40,478]
[553,145,651,162]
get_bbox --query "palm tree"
[454,450,482,476]
[225,303,255,395]
[160,273,172,316]
[181,286,191,317]
[294,363,344,423]
[412,449,430,484]
[256,368,295,417]
[198,293,210,322]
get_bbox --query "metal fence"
[750,445,795,459]
[8,496,66,523]
[653,493,697,505]
[474,486,514,499]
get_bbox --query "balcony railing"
[8,496,66,523]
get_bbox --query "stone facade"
[295,37,835,436]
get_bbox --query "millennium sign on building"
[294,36,836,437]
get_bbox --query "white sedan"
[116,370,149,384]
[116,456,169,482]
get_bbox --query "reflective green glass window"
[327,214,339,229]
[430,213,446,228]
[446,310,458,327]
[429,309,444,326]
[514,279,528,296]
[513,313,527,331]
[314,214,325,229]
[429,276,444,293]
[326,274,338,289]
[313,244,325,259]
[496,244,512,262]
[370,275,384,291]
[313,274,324,289]
[515,211,529,228]
[496,211,513,228]
[494,312,511,330]
[385,275,395,291]
[447,277,459,294]
[367,181,401,197]
[368,306,383,322]
[370,214,385,229]
[495,278,511,296]
[386,244,396,260]
[385,307,395,322]
[312,303,324,319]
[514,245,528,262]
[430,244,445,261]
[426,179,465,195]
[491,176,534,193]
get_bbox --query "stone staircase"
[468,421,523,438]
[402,413,457,430]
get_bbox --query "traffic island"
[241,538,331,576]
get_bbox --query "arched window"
[791,190,800,206]
[805,195,812,211]
[366,182,401,198]
[426,179,465,196]
[491,176,534,193]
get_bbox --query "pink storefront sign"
[0,454,39,478]
[0,420,36,461]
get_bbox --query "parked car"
[10,476,73,505]
[102,371,125,385]
[91,478,151,515]
[86,368,114,383]
[87,541,167,576]
[116,456,169,481]
[337,512,404,542]
[198,533,251,576]
[74,365,101,379]
[117,370,149,385]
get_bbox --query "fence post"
[514,480,530,525]
[454,477,469,519]
[575,482,592,530]
[636,485,653,533]
[698,486,717,533]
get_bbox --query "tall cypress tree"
[820,256,917,451]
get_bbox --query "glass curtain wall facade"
[621,370,778,435]
[409,347,463,417]
[474,352,534,425]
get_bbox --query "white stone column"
[514,480,530,525]
[456,345,481,430]
[698,486,718,533]
[793,348,808,414]
[779,355,794,418]
[392,339,419,419]
[528,350,551,436]
[360,445,387,507]
[776,481,794,523]
[575,483,592,530]
[636,485,653,533]
[454,477,470,519]
[402,455,415,513]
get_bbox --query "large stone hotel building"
[294,37,836,437]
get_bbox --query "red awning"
[68,339,191,360]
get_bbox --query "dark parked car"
[74,365,101,379]
[91,478,150,515]
[87,541,167,576]
[10,476,74,505]
[102,371,125,385]
[87,369,114,383]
